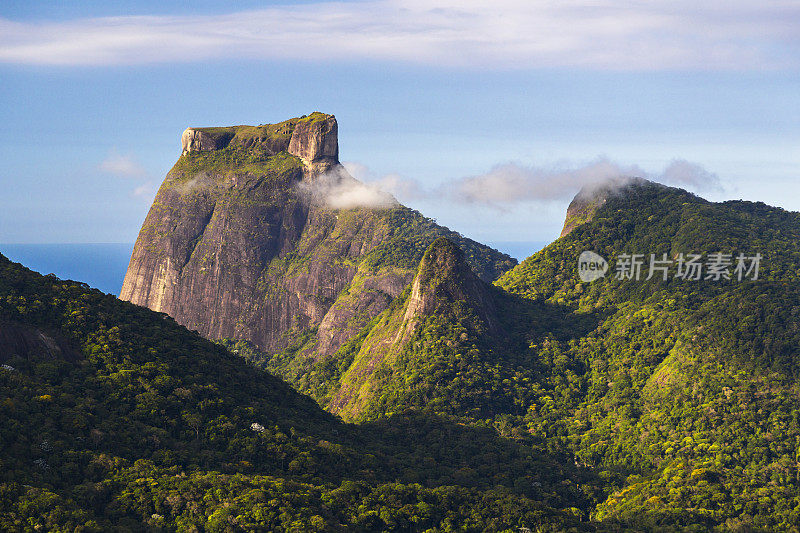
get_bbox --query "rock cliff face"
[287,114,339,174]
[121,113,515,360]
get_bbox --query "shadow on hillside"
[493,287,611,356]
[348,411,602,513]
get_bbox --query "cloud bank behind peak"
[345,157,723,210]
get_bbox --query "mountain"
[255,235,590,424]
[117,112,800,529]
[121,112,514,360]
[314,236,504,420]
[1,252,593,531]
[260,177,800,529]
[495,179,800,530]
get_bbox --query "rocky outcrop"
[0,322,80,363]
[121,113,515,359]
[181,128,230,155]
[288,114,339,175]
[398,237,499,342]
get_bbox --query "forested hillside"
[0,253,588,531]
[6,177,800,530]
[252,179,800,530]
[496,181,800,530]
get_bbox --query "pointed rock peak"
[560,177,662,237]
[398,237,499,341]
[416,237,473,289]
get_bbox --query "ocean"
[0,243,135,296]
[488,241,547,263]
[0,241,545,298]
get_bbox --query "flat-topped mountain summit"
[181,112,339,175]
[121,112,514,358]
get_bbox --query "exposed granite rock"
[312,269,413,361]
[0,322,80,363]
[121,113,515,360]
[327,237,502,419]
[181,128,229,155]
[288,113,339,175]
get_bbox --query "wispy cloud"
[98,150,146,178]
[99,150,155,201]
[659,160,722,191]
[350,157,722,209]
[342,162,425,201]
[446,158,721,207]
[132,181,157,200]
[297,165,399,209]
[1,1,798,70]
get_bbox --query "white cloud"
[99,150,146,178]
[344,157,722,209]
[446,159,643,206]
[0,1,798,70]
[132,181,157,201]
[342,161,424,201]
[99,149,156,201]
[297,165,399,209]
[445,157,721,207]
[660,159,722,191]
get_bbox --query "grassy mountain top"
[187,112,332,150]
[169,145,303,177]
[188,120,295,147]
[296,111,334,125]
[172,112,335,177]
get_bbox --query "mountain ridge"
[115,112,800,529]
[264,176,800,528]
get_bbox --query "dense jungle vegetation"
[5,180,800,530]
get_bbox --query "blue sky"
[1,1,798,246]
